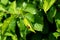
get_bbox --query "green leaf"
[2,15,15,34]
[5,32,13,36]
[0,5,5,11]
[8,1,17,14]
[39,0,43,8]
[0,12,4,21]
[25,13,34,22]
[22,2,27,9]
[23,18,35,33]
[53,32,60,38]
[34,23,43,31]
[0,35,1,40]
[18,19,26,31]
[8,19,16,33]
[5,32,17,40]
[47,6,56,23]
[56,19,60,32]
[55,12,60,32]
[24,4,36,14]
[0,22,2,34]
[43,0,56,13]
[18,19,29,40]
[1,0,9,5]
[20,29,28,40]
[3,37,6,40]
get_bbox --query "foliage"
[0,0,60,40]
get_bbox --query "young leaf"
[0,5,5,11]
[24,4,36,14]
[23,18,35,33]
[43,0,56,13]
[53,32,60,38]
[43,0,48,13]
[25,13,34,22]
[34,23,43,31]
[8,1,17,14]
[1,0,9,5]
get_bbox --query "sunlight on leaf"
[24,4,36,14]
[8,1,17,14]
[1,0,9,5]
[43,0,56,13]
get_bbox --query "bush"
[0,0,60,40]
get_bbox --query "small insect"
[27,25,30,29]
[23,18,36,33]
